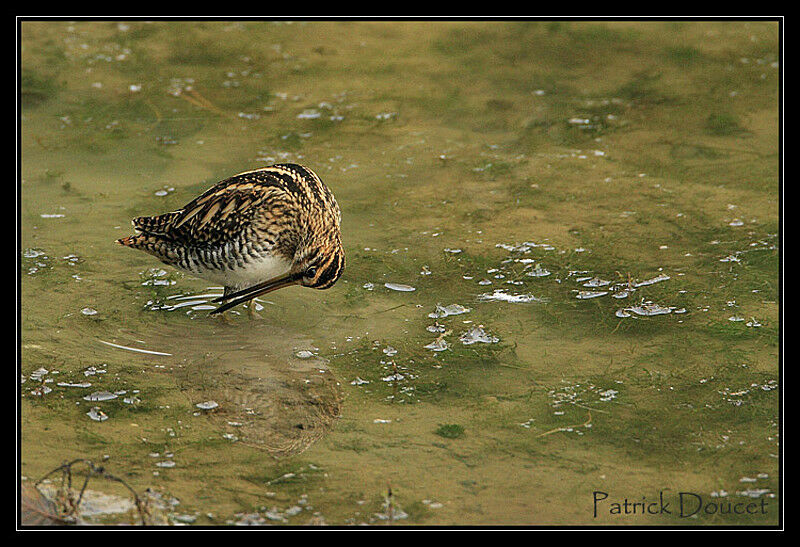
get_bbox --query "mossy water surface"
[20,21,779,525]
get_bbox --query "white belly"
[192,255,293,290]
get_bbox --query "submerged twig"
[386,484,395,524]
[31,458,148,525]
[373,304,406,314]
[536,411,592,438]
[180,88,225,115]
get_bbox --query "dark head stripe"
[314,250,344,289]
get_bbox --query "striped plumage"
[118,163,344,314]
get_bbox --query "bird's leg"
[216,310,234,324]
[216,287,234,324]
[246,299,262,320]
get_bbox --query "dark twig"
[32,458,149,525]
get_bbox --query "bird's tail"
[116,212,182,248]
[116,229,182,268]
[116,233,148,248]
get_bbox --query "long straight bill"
[210,272,302,315]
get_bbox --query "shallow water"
[20,20,779,525]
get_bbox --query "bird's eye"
[306,267,317,278]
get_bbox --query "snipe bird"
[118,163,344,316]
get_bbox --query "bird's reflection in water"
[131,322,342,459]
[176,356,341,458]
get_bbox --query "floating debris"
[81,307,99,316]
[496,241,555,253]
[575,291,608,300]
[140,268,176,286]
[155,461,176,469]
[233,512,267,526]
[30,385,53,397]
[154,186,175,197]
[23,248,46,259]
[382,346,398,356]
[459,326,499,345]
[83,391,118,402]
[382,373,405,382]
[633,274,671,287]
[362,282,375,290]
[384,283,415,292]
[616,300,682,317]
[582,277,611,288]
[30,368,49,381]
[99,340,172,356]
[737,489,771,498]
[478,290,546,304]
[86,407,108,422]
[267,472,297,485]
[350,377,370,386]
[525,264,551,277]
[172,514,198,524]
[295,350,315,359]
[428,303,471,319]
[297,109,321,120]
[195,401,219,410]
[285,506,303,517]
[262,510,286,523]
[423,339,449,352]
[598,389,618,402]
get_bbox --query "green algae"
[435,424,465,439]
[20,20,779,526]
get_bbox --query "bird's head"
[294,237,345,290]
